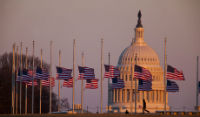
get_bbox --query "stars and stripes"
[27,80,38,86]
[35,67,49,80]
[104,64,120,78]
[166,80,179,92]
[78,66,95,80]
[85,79,98,89]
[56,66,72,80]
[111,77,124,89]
[41,77,55,87]
[138,79,152,91]
[166,65,184,80]
[16,68,32,82]
[134,65,152,81]
[63,78,73,88]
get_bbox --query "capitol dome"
[108,11,169,113]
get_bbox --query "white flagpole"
[81,52,84,113]
[19,42,23,114]
[100,39,104,113]
[25,47,28,114]
[11,43,16,114]
[107,52,111,112]
[164,38,167,113]
[40,49,43,114]
[15,46,19,114]
[196,56,199,110]
[134,54,138,114]
[32,40,35,114]
[49,41,53,113]
[72,39,76,113]
[58,50,61,112]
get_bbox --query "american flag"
[35,67,49,80]
[104,64,120,78]
[111,77,124,89]
[134,65,152,81]
[16,69,32,82]
[41,77,55,87]
[166,65,184,80]
[166,80,179,92]
[138,79,152,91]
[85,79,98,89]
[56,66,72,80]
[27,80,38,86]
[78,66,95,80]
[63,78,73,88]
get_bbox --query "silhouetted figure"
[125,110,129,114]
[143,99,150,114]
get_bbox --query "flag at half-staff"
[104,64,120,78]
[166,65,184,80]
[56,66,72,80]
[111,77,124,89]
[63,78,73,88]
[35,66,49,80]
[138,79,152,91]
[41,77,55,87]
[166,80,179,92]
[85,79,98,89]
[16,68,32,82]
[78,66,95,80]
[27,80,38,86]
[134,65,152,81]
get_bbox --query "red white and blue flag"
[85,79,98,89]
[111,77,124,89]
[27,80,38,86]
[63,78,73,88]
[41,77,55,87]
[35,67,49,80]
[138,79,152,91]
[166,65,184,80]
[134,65,152,81]
[56,66,72,80]
[16,68,32,82]
[104,64,120,78]
[166,80,179,92]
[78,66,95,80]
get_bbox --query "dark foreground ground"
[0,113,200,117]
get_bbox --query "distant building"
[107,11,169,113]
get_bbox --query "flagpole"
[100,39,104,113]
[107,52,111,112]
[25,47,28,114]
[134,54,138,114]
[15,46,19,114]
[81,52,84,113]
[58,50,61,112]
[11,43,16,114]
[32,40,35,114]
[196,56,199,110]
[72,39,76,113]
[40,49,43,114]
[19,42,23,114]
[49,41,53,113]
[131,62,133,113]
[164,38,167,113]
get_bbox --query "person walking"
[143,99,150,114]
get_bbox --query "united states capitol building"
[107,11,169,113]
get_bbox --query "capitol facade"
[108,11,169,113]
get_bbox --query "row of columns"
[112,89,166,104]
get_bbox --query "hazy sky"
[0,0,200,112]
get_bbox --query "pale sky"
[0,0,200,112]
